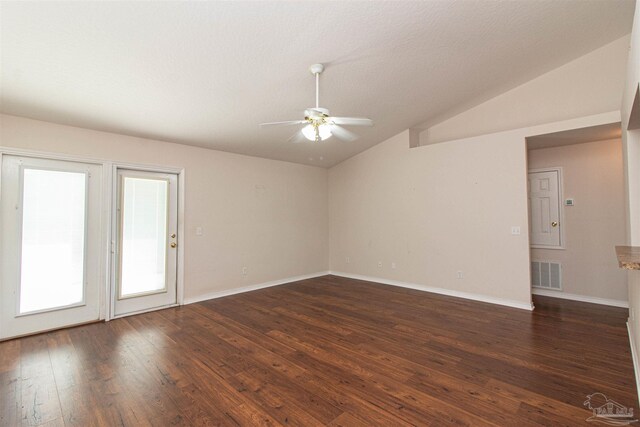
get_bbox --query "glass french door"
[113,169,178,317]
[0,156,102,340]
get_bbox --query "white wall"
[621,0,640,398]
[528,139,627,303]
[0,114,329,303]
[420,36,630,146]
[330,129,531,307]
[329,112,620,310]
[623,3,640,246]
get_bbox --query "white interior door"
[0,155,103,340]
[528,170,562,247]
[113,169,178,317]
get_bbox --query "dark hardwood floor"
[1,275,637,426]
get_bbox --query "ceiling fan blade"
[288,130,308,144]
[330,124,358,142]
[329,117,373,126]
[260,120,307,128]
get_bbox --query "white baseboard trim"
[183,271,331,305]
[329,271,534,311]
[532,288,629,308]
[627,322,640,407]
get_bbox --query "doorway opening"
[525,122,628,307]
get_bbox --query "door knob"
[170,242,177,248]
[551,221,558,227]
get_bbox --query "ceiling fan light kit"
[260,63,373,143]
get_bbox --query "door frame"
[527,167,566,250]
[0,146,185,329]
[109,164,184,319]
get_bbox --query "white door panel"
[0,156,102,339]
[113,169,178,317]
[528,170,561,247]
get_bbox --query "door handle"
[551,221,558,227]
[170,242,177,248]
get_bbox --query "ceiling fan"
[260,63,373,143]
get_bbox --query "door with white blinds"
[0,155,103,340]
[113,169,178,317]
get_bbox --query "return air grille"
[531,261,562,290]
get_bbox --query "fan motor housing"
[305,108,329,118]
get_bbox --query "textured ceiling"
[0,1,635,167]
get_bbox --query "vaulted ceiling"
[0,1,635,167]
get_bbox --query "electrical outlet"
[346,257,350,264]
[391,262,397,269]
[242,266,248,276]
[457,271,464,279]
[511,226,521,235]
[195,227,203,236]
[377,261,382,268]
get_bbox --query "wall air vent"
[531,261,562,290]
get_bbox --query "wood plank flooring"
[1,275,637,426]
